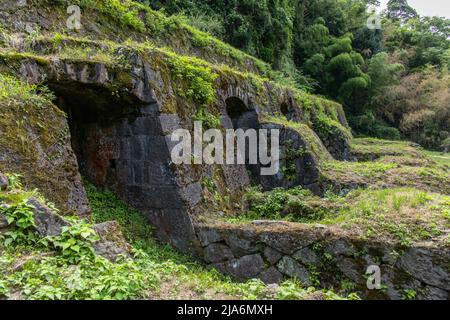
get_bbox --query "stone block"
[0,173,8,191]
[204,243,234,263]
[293,247,320,265]
[263,246,283,265]
[197,228,223,247]
[28,198,70,237]
[259,267,283,284]
[277,256,311,286]
[215,254,265,281]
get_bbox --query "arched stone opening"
[280,101,294,120]
[225,97,261,184]
[49,81,196,251]
[225,97,259,130]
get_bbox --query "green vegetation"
[225,139,449,246]
[424,151,450,168]
[60,0,271,75]
[0,178,354,300]
[234,186,449,246]
[84,181,154,248]
[322,160,397,179]
[0,74,66,160]
[263,115,335,161]
[0,74,54,105]
[319,138,449,194]
[141,0,450,151]
[168,54,218,106]
[350,138,423,160]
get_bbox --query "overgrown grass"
[350,138,424,160]
[0,177,354,300]
[0,74,54,104]
[262,115,333,161]
[85,183,356,300]
[424,150,450,168]
[320,141,450,194]
[231,186,449,246]
[322,160,398,179]
[56,0,270,75]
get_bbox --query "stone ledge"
[195,221,450,300]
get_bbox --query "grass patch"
[0,176,356,300]
[85,181,153,248]
[0,73,54,104]
[231,186,449,246]
[322,160,397,179]
[350,138,424,161]
[424,150,450,168]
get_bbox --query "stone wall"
[2,48,366,292]
[196,221,450,300]
[0,83,90,216]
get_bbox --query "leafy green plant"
[169,55,218,106]
[0,74,54,105]
[403,288,417,300]
[5,173,23,190]
[193,108,220,129]
[85,181,153,247]
[49,219,99,263]
[0,279,8,297]
[1,200,37,247]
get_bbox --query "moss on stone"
[0,74,86,215]
[263,115,332,162]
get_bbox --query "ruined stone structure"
[4,55,446,299]
[1,1,448,300]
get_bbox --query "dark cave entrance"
[225,97,261,184]
[280,101,295,120]
[49,82,192,249]
[49,82,143,190]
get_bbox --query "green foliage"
[85,181,153,246]
[243,186,315,220]
[169,54,218,106]
[1,200,37,247]
[0,176,354,300]
[183,9,225,38]
[50,219,99,263]
[367,53,404,99]
[6,173,23,190]
[350,112,402,140]
[385,16,450,69]
[137,0,448,150]
[0,178,156,300]
[237,185,449,246]
[0,279,8,296]
[143,0,372,90]
[193,108,221,129]
[402,288,417,300]
[370,65,450,150]
[301,34,370,111]
[0,74,55,105]
[1,251,156,300]
[387,0,418,23]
